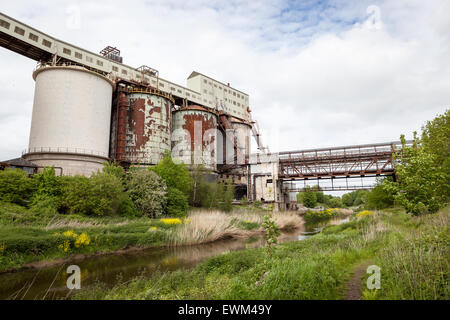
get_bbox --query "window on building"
[14,26,25,36]
[42,39,52,48]
[28,33,38,42]
[0,19,10,29]
[121,69,127,74]
[112,66,118,72]
[63,48,71,55]
[74,52,82,59]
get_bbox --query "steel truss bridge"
[278,141,411,192]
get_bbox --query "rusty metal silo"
[171,106,218,170]
[111,88,174,165]
[231,118,252,164]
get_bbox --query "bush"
[60,172,122,216]
[117,193,140,217]
[150,152,192,195]
[0,169,35,206]
[366,180,394,210]
[166,187,188,217]
[127,169,167,218]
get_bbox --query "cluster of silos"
[171,106,218,170]
[110,89,173,166]
[23,66,250,176]
[23,65,114,176]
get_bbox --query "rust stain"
[124,93,172,164]
[181,112,216,156]
[128,98,149,152]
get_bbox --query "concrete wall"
[24,66,113,176]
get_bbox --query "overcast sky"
[0,0,449,161]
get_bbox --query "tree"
[386,111,450,215]
[60,172,122,216]
[127,169,167,218]
[102,161,125,183]
[366,178,394,210]
[311,185,325,203]
[327,197,343,208]
[189,165,211,207]
[342,193,353,207]
[150,152,193,195]
[302,186,317,208]
[166,187,189,217]
[0,168,35,206]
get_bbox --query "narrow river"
[0,217,349,300]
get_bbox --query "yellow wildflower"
[356,210,374,218]
[160,218,182,225]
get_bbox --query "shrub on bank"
[0,169,35,206]
[127,169,167,218]
[60,172,122,216]
[304,208,338,223]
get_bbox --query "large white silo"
[23,65,114,176]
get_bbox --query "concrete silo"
[111,88,173,165]
[23,65,114,176]
[171,106,218,170]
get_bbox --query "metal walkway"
[278,141,411,184]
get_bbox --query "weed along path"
[0,217,347,300]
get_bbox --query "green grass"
[0,202,274,272]
[73,207,449,300]
[0,202,179,271]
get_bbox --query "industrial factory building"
[0,12,280,207]
[1,12,405,210]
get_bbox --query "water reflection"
[0,217,349,300]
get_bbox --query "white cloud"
[0,0,448,160]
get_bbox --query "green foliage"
[240,196,249,206]
[60,172,122,216]
[127,169,167,218]
[342,193,353,207]
[386,111,450,215]
[102,161,125,183]
[220,180,235,212]
[261,213,280,256]
[304,208,338,223]
[189,165,212,207]
[297,185,325,207]
[150,152,193,195]
[366,178,395,210]
[311,185,325,203]
[253,200,262,208]
[117,193,140,217]
[0,169,35,206]
[327,197,343,208]
[301,187,317,208]
[166,187,189,217]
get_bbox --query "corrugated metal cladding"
[172,107,218,170]
[122,92,173,165]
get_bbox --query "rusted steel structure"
[278,141,410,181]
[110,87,174,166]
[171,106,218,170]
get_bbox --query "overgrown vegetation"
[296,185,344,208]
[73,207,449,300]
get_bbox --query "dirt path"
[345,261,373,300]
